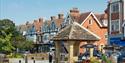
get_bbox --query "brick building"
[64,8,108,53]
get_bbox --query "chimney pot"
[51,16,56,20]
[39,18,43,22]
[58,14,64,19]
[26,21,29,25]
[70,8,79,13]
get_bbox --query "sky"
[0,0,108,25]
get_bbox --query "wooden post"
[68,41,75,63]
[55,41,61,63]
[90,48,94,58]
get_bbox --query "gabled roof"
[78,12,91,24]
[52,22,100,41]
[80,12,103,27]
[69,11,108,27]
[95,13,108,27]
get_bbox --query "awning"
[110,37,125,46]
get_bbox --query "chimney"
[70,8,79,13]
[58,13,64,19]
[70,8,80,17]
[33,20,37,24]
[26,21,29,25]
[34,20,37,23]
[39,18,43,22]
[51,16,56,20]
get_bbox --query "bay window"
[111,20,120,32]
[111,3,119,13]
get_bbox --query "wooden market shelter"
[52,22,100,63]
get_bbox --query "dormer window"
[89,20,92,25]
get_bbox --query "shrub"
[90,57,100,63]
[6,53,23,58]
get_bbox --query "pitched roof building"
[33,18,43,33]
[62,8,108,53]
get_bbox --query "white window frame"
[111,2,119,13]
[111,19,120,32]
[89,20,92,25]
[105,32,108,40]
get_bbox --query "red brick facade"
[69,8,108,53]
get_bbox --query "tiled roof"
[78,12,91,24]
[76,12,108,27]
[17,23,33,33]
[100,14,108,20]
[95,13,108,27]
[54,18,64,28]
[94,14,101,21]
[52,22,100,41]
[33,18,43,32]
[46,17,64,28]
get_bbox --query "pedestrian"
[49,52,53,63]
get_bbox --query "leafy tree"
[0,19,15,26]
[0,27,15,54]
[0,19,34,54]
[12,34,34,51]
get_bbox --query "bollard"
[33,60,35,63]
[25,56,28,63]
[19,60,21,63]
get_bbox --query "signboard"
[110,37,125,46]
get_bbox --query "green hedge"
[7,53,23,58]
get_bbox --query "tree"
[12,34,34,51]
[0,19,15,26]
[0,19,34,54]
[0,27,15,54]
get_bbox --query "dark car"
[78,50,102,60]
